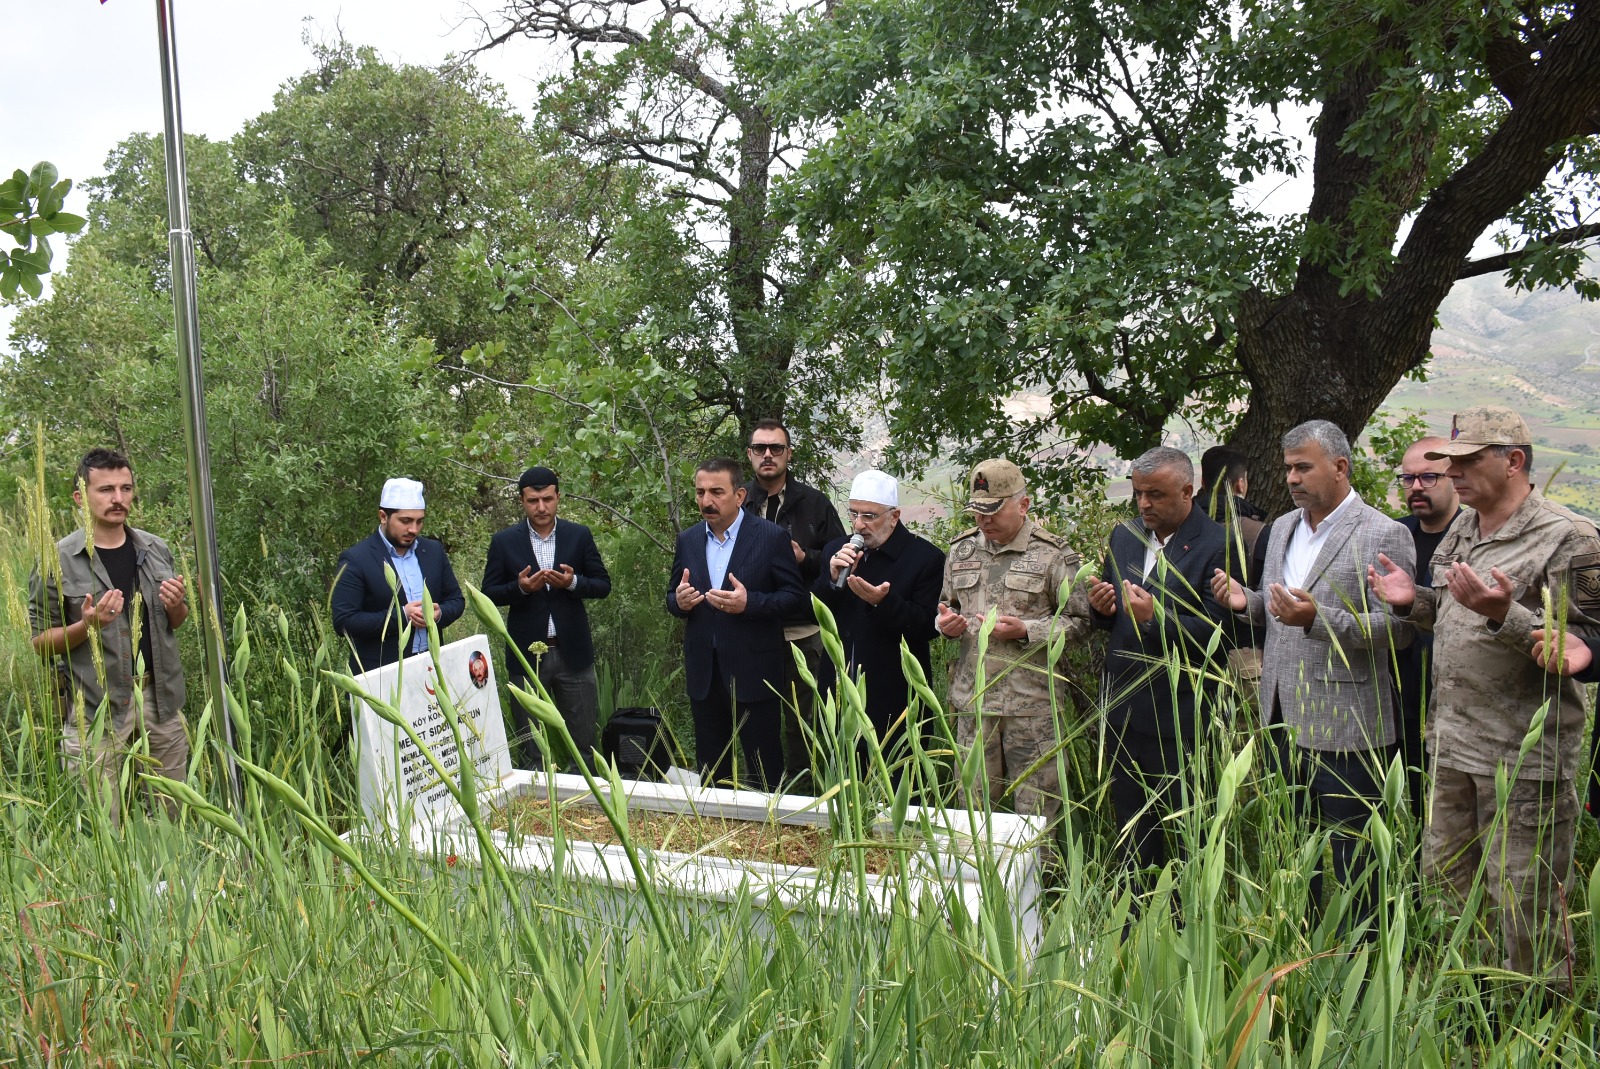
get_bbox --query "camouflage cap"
[1425,406,1533,458]
[965,458,1026,514]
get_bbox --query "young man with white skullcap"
[332,477,465,672]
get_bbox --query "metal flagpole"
[153,0,242,809]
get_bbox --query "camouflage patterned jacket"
[939,519,1092,716]
[1403,488,1600,782]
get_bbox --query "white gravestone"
[352,635,513,829]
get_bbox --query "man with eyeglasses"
[1391,437,1462,818]
[813,470,945,768]
[742,418,847,785]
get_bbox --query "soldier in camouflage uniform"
[936,459,1092,827]
[1370,406,1600,986]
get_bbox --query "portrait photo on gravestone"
[351,635,513,828]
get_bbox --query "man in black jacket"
[742,419,847,783]
[482,467,611,770]
[814,470,946,770]
[1088,447,1231,880]
[1393,436,1461,819]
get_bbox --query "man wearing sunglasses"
[742,419,847,785]
[1392,437,1462,818]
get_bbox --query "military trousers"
[62,679,189,827]
[956,712,1062,827]
[1424,763,1578,985]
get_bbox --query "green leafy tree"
[474,0,846,450]
[4,215,468,610]
[771,0,1600,508]
[233,40,601,362]
[2,45,721,620]
[1,163,85,299]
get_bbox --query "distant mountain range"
[1383,270,1600,518]
[838,269,1600,520]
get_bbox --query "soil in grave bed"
[490,793,898,874]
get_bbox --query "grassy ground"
[4,507,1600,1066]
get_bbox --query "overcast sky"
[3,2,559,348]
[6,2,550,184]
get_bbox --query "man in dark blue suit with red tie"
[668,457,807,789]
[482,466,611,770]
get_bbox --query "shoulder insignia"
[1571,551,1600,614]
[1028,526,1062,547]
[951,526,979,542]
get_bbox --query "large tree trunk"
[1231,289,1423,516]
[725,101,794,437]
[1230,5,1600,518]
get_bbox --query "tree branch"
[1457,222,1600,279]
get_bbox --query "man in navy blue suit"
[482,466,611,770]
[1087,447,1231,881]
[668,457,807,789]
[332,478,465,674]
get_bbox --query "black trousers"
[693,651,783,790]
[1270,726,1393,935]
[1589,722,1600,828]
[780,633,830,782]
[1394,682,1427,822]
[506,644,600,773]
[1107,724,1193,880]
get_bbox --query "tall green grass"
[3,493,1598,1066]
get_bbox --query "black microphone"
[832,534,867,589]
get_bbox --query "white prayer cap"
[848,469,899,508]
[379,477,426,511]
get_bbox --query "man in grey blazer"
[1213,420,1413,932]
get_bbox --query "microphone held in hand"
[832,534,867,589]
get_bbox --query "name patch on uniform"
[950,560,982,573]
[1572,551,1600,613]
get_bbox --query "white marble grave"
[350,634,514,828]
[350,645,1044,951]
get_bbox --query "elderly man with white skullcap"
[813,470,947,763]
[332,477,465,673]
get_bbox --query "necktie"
[765,494,780,522]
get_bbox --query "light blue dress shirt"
[378,527,428,655]
[705,509,744,592]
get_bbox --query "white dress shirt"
[1282,488,1359,590]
